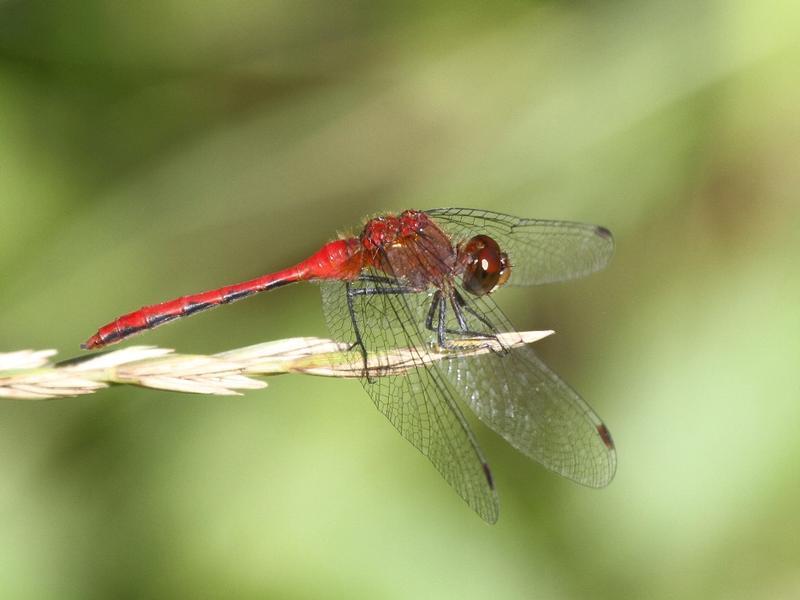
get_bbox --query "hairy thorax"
[360,210,458,290]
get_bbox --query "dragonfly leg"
[452,290,509,354]
[424,289,442,332]
[349,287,419,296]
[345,281,371,380]
[423,291,498,351]
[346,281,420,381]
[436,291,448,347]
[452,289,500,333]
[422,290,451,347]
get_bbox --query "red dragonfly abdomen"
[82,238,363,349]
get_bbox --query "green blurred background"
[1,1,799,598]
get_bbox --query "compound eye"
[461,235,511,296]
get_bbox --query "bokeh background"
[1,1,799,598]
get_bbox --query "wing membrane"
[320,275,499,523]
[426,207,614,286]
[419,289,617,487]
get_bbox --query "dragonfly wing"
[320,276,499,523]
[415,289,617,487]
[426,207,614,286]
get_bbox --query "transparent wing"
[409,287,617,487]
[320,275,499,523]
[425,207,614,286]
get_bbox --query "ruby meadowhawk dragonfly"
[83,208,616,522]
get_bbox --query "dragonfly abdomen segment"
[81,278,295,349]
[81,238,364,350]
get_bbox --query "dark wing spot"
[596,423,615,450]
[482,462,495,490]
[595,226,613,241]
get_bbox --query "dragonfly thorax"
[360,210,458,289]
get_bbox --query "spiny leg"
[423,290,455,347]
[346,281,420,380]
[453,289,500,334]
[345,281,370,378]
[423,289,497,350]
[425,289,442,332]
[451,289,506,353]
[436,290,448,348]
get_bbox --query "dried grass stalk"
[0,331,553,400]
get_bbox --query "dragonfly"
[83,208,616,523]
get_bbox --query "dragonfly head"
[459,235,511,296]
